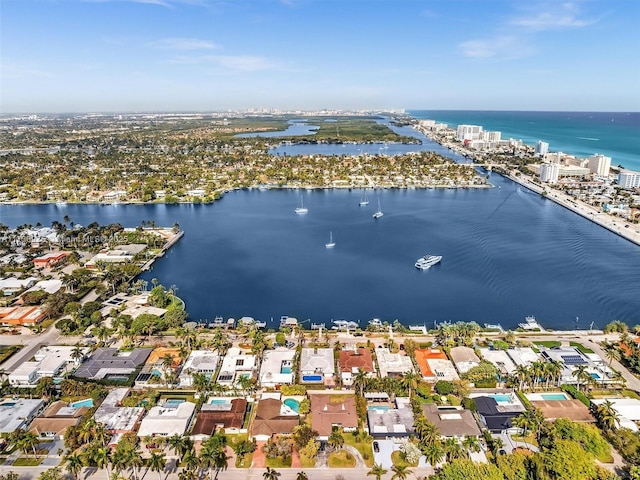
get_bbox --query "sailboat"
[325,231,335,248]
[359,190,369,206]
[373,199,384,219]
[294,196,308,214]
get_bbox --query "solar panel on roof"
[561,355,586,365]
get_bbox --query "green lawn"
[327,450,356,468]
[344,434,374,467]
[534,341,562,348]
[236,452,253,468]
[622,389,640,400]
[391,450,418,467]
[0,345,21,364]
[300,452,316,468]
[13,456,43,466]
[265,456,292,468]
[569,342,594,354]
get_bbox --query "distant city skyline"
[1,0,639,113]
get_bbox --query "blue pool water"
[489,394,513,403]
[368,405,391,411]
[302,375,323,382]
[281,367,292,374]
[590,373,601,379]
[151,368,162,377]
[209,399,229,405]
[283,398,300,413]
[540,393,569,401]
[71,398,94,408]
[165,399,185,407]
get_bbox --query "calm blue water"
[409,110,640,171]
[235,120,319,138]
[2,180,639,330]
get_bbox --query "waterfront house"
[250,394,299,441]
[9,345,88,386]
[338,346,375,386]
[528,396,593,423]
[310,394,358,440]
[479,348,517,377]
[259,349,295,387]
[421,404,481,439]
[192,398,248,438]
[539,346,614,385]
[366,397,414,438]
[472,396,523,433]
[591,398,640,431]
[505,347,540,367]
[375,347,414,378]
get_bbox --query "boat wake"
[578,137,599,141]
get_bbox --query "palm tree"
[18,431,39,456]
[212,448,228,479]
[353,369,369,396]
[573,364,590,392]
[328,430,344,450]
[443,437,464,462]
[391,464,412,480]
[513,364,530,391]
[295,472,309,480]
[64,452,83,480]
[594,399,620,432]
[128,450,144,480]
[461,435,481,456]
[367,463,387,480]
[422,442,444,467]
[418,422,440,447]
[605,348,621,367]
[401,370,420,398]
[92,446,112,479]
[263,467,281,479]
[148,452,166,480]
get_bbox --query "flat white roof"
[506,348,539,366]
[260,349,295,385]
[0,398,44,433]
[300,348,335,375]
[479,349,517,375]
[137,402,196,437]
[592,398,640,421]
[426,359,460,381]
[375,348,414,378]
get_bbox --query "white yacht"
[325,231,335,248]
[415,254,442,269]
[295,196,308,214]
[518,316,544,331]
[373,199,384,219]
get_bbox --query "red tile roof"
[338,347,374,373]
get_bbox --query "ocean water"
[409,110,640,171]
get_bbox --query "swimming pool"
[71,398,94,408]
[283,398,299,413]
[367,405,391,411]
[488,394,513,404]
[165,399,185,407]
[302,375,323,382]
[540,393,569,401]
[281,367,292,374]
[590,373,601,379]
[209,399,230,405]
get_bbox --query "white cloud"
[459,36,535,60]
[510,2,598,31]
[149,38,219,50]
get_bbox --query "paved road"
[0,465,435,480]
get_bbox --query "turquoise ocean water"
[409,110,640,171]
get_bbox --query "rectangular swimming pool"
[71,398,94,408]
[367,405,391,411]
[302,375,323,382]
[489,394,513,403]
[165,399,185,407]
[540,393,569,401]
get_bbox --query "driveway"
[372,439,395,469]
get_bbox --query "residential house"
[250,394,299,441]
[192,398,248,438]
[137,401,196,438]
[0,398,45,434]
[592,398,640,432]
[29,401,89,439]
[310,394,358,440]
[0,306,46,326]
[94,388,145,442]
[449,346,481,374]
[216,347,257,388]
[479,349,517,377]
[299,348,335,385]
[179,350,220,387]
[259,349,295,388]
[472,396,523,433]
[367,397,415,438]
[339,347,375,386]
[421,404,481,439]
[375,347,414,379]
[74,348,152,381]
[413,349,459,382]
[33,252,68,269]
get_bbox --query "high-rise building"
[618,170,640,189]
[483,131,501,142]
[587,154,611,176]
[535,141,549,157]
[540,163,560,184]
[456,125,483,141]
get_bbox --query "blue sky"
[1,0,639,113]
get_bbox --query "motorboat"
[415,254,442,269]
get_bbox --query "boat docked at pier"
[332,319,359,330]
[518,315,544,331]
[415,254,442,269]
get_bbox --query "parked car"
[373,441,379,453]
